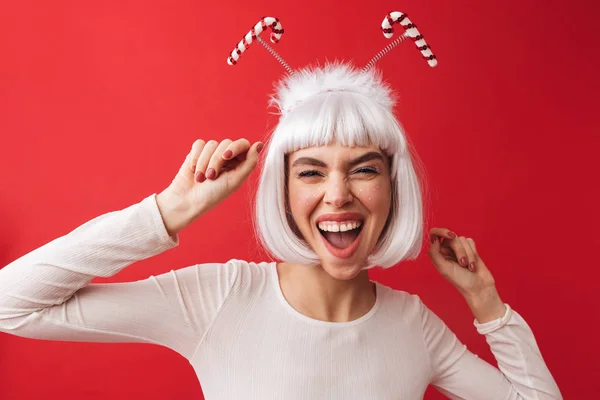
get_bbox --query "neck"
[277,262,377,323]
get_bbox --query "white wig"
[254,62,424,268]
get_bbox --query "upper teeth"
[317,221,362,232]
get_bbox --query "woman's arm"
[418,297,562,399]
[0,138,262,358]
[0,194,239,359]
[424,229,561,398]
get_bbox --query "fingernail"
[460,257,468,266]
[430,235,436,244]
[447,231,456,239]
[195,171,205,183]
[223,150,233,159]
[206,168,216,180]
[257,143,264,153]
[469,262,476,272]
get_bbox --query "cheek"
[289,185,321,220]
[356,183,391,210]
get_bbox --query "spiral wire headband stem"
[256,36,294,75]
[362,33,408,72]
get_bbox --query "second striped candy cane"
[382,12,437,67]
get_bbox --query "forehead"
[288,143,383,163]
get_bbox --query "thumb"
[428,237,447,271]
[236,141,263,179]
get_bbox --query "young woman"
[0,63,561,399]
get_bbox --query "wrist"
[156,190,199,236]
[464,287,506,324]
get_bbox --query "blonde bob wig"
[255,63,424,268]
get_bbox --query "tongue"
[322,230,360,249]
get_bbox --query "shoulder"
[377,284,454,344]
[218,258,275,292]
[191,258,273,275]
[179,259,273,294]
[376,283,427,322]
[377,282,423,308]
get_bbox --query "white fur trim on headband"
[270,63,395,116]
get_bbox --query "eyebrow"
[291,152,384,168]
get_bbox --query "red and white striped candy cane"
[381,12,437,67]
[227,17,284,66]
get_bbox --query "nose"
[323,174,353,208]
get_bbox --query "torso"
[190,261,433,400]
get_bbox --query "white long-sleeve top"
[0,194,561,399]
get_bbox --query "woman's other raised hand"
[428,228,507,323]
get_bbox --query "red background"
[0,0,598,399]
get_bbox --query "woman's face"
[287,142,392,280]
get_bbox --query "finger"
[206,139,233,180]
[180,139,205,174]
[195,140,219,182]
[222,138,251,161]
[466,238,489,272]
[439,246,456,260]
[427,234,448,270]
[235,152,248,162]
[459,237,477,272]
[219,141,256,174]
[443,235,470,269]
[467,237,478,253]
[429,227,457,243]
[234,141,264,182]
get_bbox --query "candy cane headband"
[226,12,437,73]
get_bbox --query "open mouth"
[318,221,363,249]
[317,219,364,258]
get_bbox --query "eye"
[296,170,324,178]
[353,166,380,175]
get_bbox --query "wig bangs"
[270,91,403,160]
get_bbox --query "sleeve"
[0,194,239,360]
[418,297,562,400]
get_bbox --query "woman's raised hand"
[156,139,263,235]
[428,228,496,297]
[428,228,507,323]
